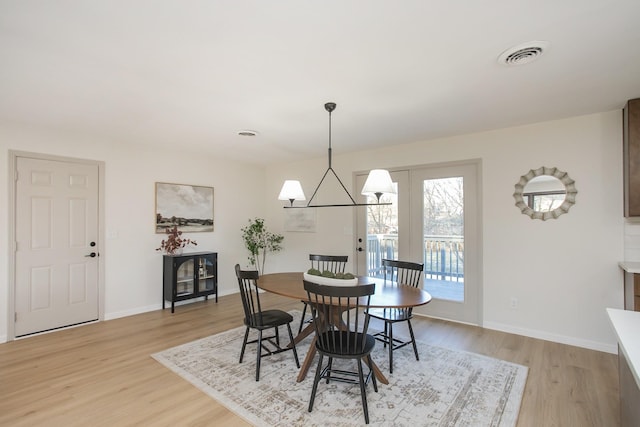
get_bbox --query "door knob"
[85,252,97,258]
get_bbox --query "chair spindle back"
[309,254,348,274]
[381,259,424,288]
[235,264,263,327]
[303,280,375,356]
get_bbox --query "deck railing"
[366,234,464,281]
[366,234,398,277]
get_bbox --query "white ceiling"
[1,1,640,165]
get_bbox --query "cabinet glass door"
[176,259,195,296]
[198,257,216,292]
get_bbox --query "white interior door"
[14,156,100,337]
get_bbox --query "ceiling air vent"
[498,41,549,66]
[238,130,258,137]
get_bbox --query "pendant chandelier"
[278,102,396,208]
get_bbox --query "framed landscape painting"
[155,182,214,233]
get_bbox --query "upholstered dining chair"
[303,279,378,424]
[298,254,348,333]
[235,264,300,381]
[365,259,423,374]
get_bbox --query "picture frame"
[284,208,316,232]
[155,182,214,233]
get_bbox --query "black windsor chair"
[365,259,423,374]
[303,279,378,424]
[298,254,349,333]
[235,264,300,381]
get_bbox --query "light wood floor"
[0,293,620,426]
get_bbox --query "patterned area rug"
[152,311,527,426]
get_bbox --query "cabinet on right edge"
[618,261,640,311]
[619,344,640,426]
[623,98,640,217]
[618,263,640,312]
[623,272,640,312]
[608,309,640,427]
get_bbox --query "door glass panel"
[423,177,464,302]
[176,259,195,296]
[364,182,398,278]
[198,257,215,292]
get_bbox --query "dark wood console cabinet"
[623,98,640,217]
[163,251,218,313]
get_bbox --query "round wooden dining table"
[258,272,432,384]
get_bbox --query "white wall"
[265,110,625,353]
[0,122,265,342]
[1,110,625,352]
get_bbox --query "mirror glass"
[513,167,577,220]
[523,176,566,212]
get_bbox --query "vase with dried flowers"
[156,226,197,255]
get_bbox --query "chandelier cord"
[327,104,333,169]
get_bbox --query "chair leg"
[382,321,389,349]
[368,355,378,392]
[299,302,308,334]
[326,357,333,384]
[275,325,280,346]
[309,353,324,412]
[407,319,419,361]
[239,326,249,363]
[357,359,370,424]
[388,321,394,374]
[286,323,300,367]
[255,330,263,381]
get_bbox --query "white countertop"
[619,261,640,273]
[607,308,640,388]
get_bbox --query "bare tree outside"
[366,193,398,235]
[423,177,463,237]
[422,177,464,301]
[364,185,399,275]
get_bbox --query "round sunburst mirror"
[513,167,577,220]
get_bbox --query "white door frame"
[7,150,105,340]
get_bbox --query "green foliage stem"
[240,218,284,275]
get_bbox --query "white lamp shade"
[361,169,396,196]
[278,180,306,201]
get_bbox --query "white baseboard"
[482,320,618,354]
[104,303,160,320]
[413,312,617,354]
[1,291,237,341]
[104,290,235,320]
